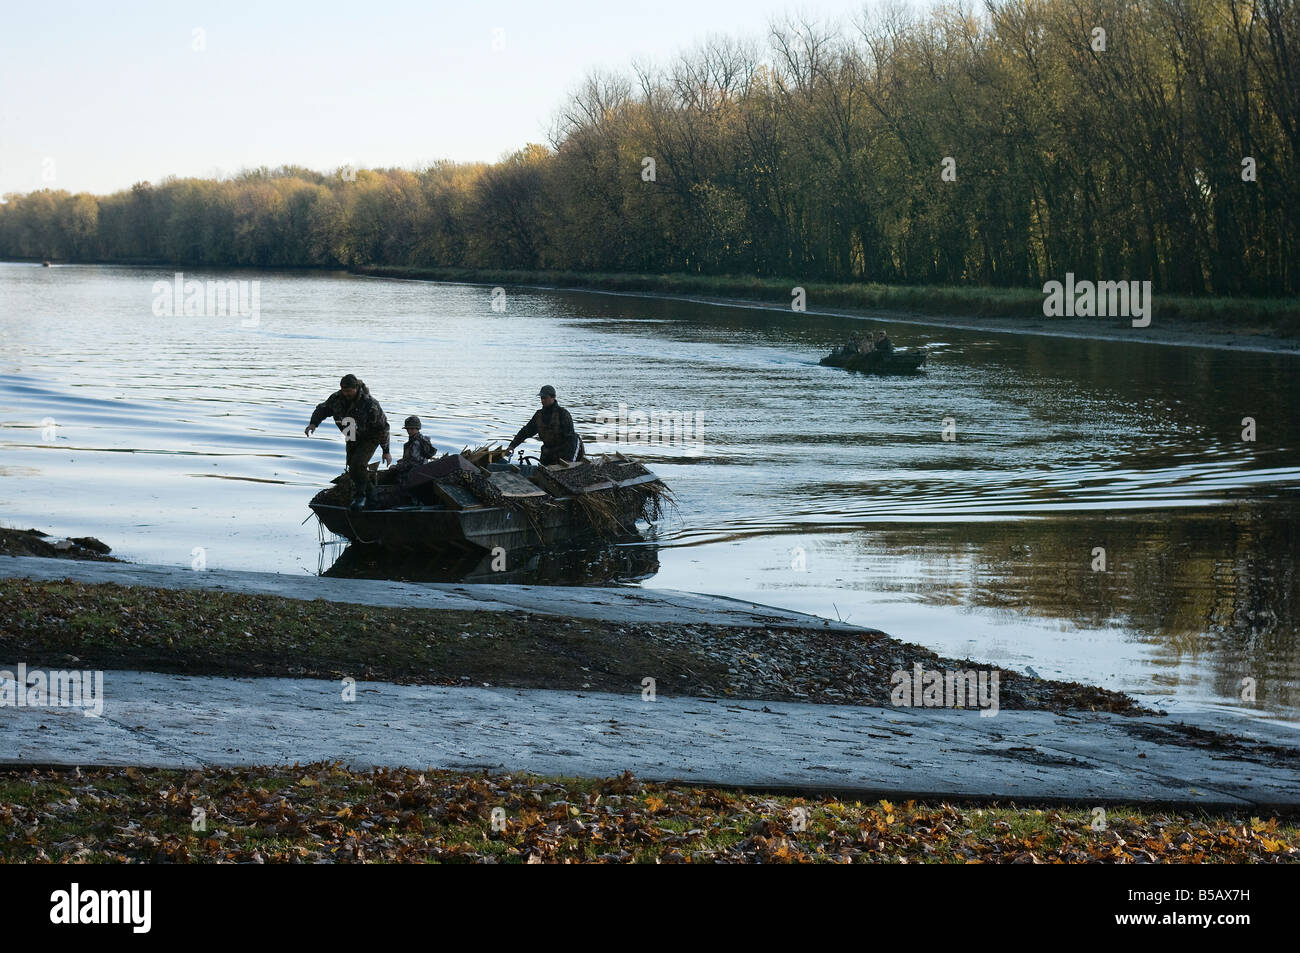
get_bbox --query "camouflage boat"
[820,347,927,374]
[309,450,671,554]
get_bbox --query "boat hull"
[820,348,927,374]
[310,496,647,554]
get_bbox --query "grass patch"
[2,763,1296,863]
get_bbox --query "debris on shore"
[3,762,1296,863]
[0,528,117,562]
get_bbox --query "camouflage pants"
[346,436,382,498]
[540,437,583,466]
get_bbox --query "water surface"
[2,263,1297,721]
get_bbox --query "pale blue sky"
[2,0,856,195]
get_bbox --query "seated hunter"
[838,330,873,357]
[391,415,437,479]
[505,384,586,466]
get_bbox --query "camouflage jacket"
[512,404,580,460]
[309,381,390,451]
[401,433,436,466]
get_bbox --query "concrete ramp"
[3,671,1298,808]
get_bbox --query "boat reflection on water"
[319,536,660,586]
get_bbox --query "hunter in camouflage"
[506,384,585,465]
[392,414,437,477]
[305,373,391,509]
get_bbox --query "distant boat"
[820,346,927,374]
[41,260,51,267]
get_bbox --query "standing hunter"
[304,374,391,510]
[505,385,585,465]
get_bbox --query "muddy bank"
[0,576,1146,714]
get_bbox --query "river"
[2,262,1297,722]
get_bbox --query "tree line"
[2,0,1297,295]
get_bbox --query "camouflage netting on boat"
[310,469,550,516]
[445,469,557,524]
[548,459,675,531]
[570,483,671,533]
[310,471,407,507]
[309,455,673,534]
[446,468,508,506]
[544,458,655,493]
[311,483,349,506]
